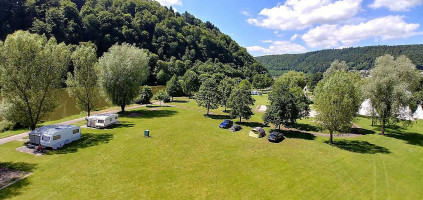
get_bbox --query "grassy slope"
[0,96,422,199]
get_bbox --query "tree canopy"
[365,55,420,135]
[0,31,70,130]
[98,43,150,112]
[196,78,220,115]
[314,71,362,144]
[227,81,255,122]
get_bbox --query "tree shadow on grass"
[47,133,113,155]
[0,162,36,199]
[122,110,178,119]
[276,129,316,140]
[171,100,189,103]
[294,123,321,132]
[205,114,234,120]
[351,128,376,135]
[236,121,269,128]
[102,121,134,129]
[385,130,423,147]
[326,140,390,154]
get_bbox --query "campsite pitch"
[0,96,422,199]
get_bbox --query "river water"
[0,86,165,122]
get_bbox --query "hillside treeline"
[0,0,267,84]
[256,45,423,76]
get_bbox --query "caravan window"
[98,120,104,123]
[53,135,61,141]
[73,129,79,134]
[42,135,50,142]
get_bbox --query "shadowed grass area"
[326,140,391,154]
[121,110,178,119]
[0,162,36,199]
[236,121,269,128]
[205,114,234,120]
[278,129,316,140]
[47,133,113,155]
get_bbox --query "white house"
[29,125,81,149]
[86,114,119,128]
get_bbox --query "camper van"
[86,114,119,128]
[29,125,81,149]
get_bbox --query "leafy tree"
[263,73,310,129]
[314,71,362,144]
[278,71,307,89]
[98,43,150,112]
[66,44,100,116]
[181,70,199,98]
[252,74,273,90]
[218,78,234,112]
[139,85,153,104]
[227,81,255,122]
[196,78,220,116]
[0,31,70,130]
[366,55,420,135]
[154,89,168,106]
[323,59,348,78]
[307,72,323,92]
[166,75,182,101]
[156,69,170,85]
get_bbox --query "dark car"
[219,120,233,128]
[229,125,242,132]
[268,131,285,142]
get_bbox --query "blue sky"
[157,0,423,56]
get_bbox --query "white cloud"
[240,10,251,17]
[290,34,299,41]
[369,0,423,11]
[248,0,362,31]
[247,41,307,55]
[302,15,422,48]
[155,0,182,6]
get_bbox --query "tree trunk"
[87,104,91,117]
[381,118,385,135]
[224,105,226,112]
[30,124,36,131]
[329,131,334,145]
[160,101,162,107]
[121,104,125,113]
[239,116,242,123]
[371,118,374,126]
[207,106,209,116]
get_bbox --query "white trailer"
[29,125,81,149]
[86,114,119,128]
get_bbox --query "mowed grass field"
[0,95,422,199]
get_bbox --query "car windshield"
[223,120,230,123]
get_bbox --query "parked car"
[268,131,285,142]
[229,125,242,132]
[249,127,266,138]
[219,120,233,128]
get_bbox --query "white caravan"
[86,114,119,128]
[29,125,81,149]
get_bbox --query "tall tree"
[227,80,255,122]
[166,74,182,101]
[0,31,70,130]
[196,78,220,116]
[323,60,348,78]
[98,43,150,112]
[218,78,234,112]
[314,71,362,144]
[366,55,420,135]
[181,70,199,98]
[263,73,310,129]
[252,74,273,90]
[66,44,100,116]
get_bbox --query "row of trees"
[257,44,423,75]
[0,31,150,130]
[261,55,422,144]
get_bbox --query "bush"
[0,120,16,133]
[137,86,153,104]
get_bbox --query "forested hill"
[0,0,267,83]
[256,45,423,76]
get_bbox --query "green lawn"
[0,97,422,199]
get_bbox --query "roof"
[86,113,118,120]
[29,125,79,136]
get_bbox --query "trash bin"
[144,130,149,137]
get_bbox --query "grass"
[0,97,422,199]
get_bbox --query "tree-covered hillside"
[256,45,423,76]
[0,0,267,83]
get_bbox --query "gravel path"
[0,104,145,145]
